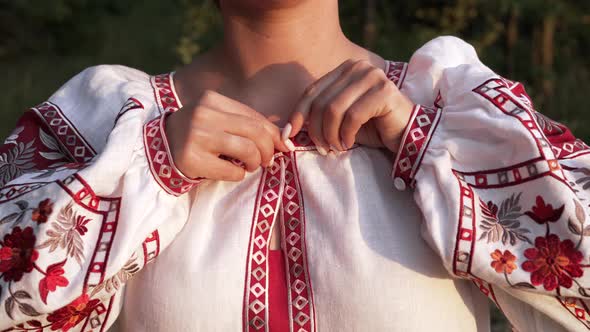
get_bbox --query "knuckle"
[244,141,259,157]
[366,66,384,79]
[227,167,244,181]
[376,80,390,92]
[199,89,217,102]
[383,81,399,96]
[342,61,357,75]
[191,110,204,123]
[348,109,363,123]
[191,105,210,123]
[352,59,370,71]
[343,59,357,68]
[246,118,264,133]
[224,135,240,152]
[255,124,273,141]
[325,102,340,118]
[173,149,196,177]
[191,127,208,144]
[266,124,280,138]
[304,83,318,97]
[310,98,324,113]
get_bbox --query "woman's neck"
[216,0,352,80]
[176,0,383,125]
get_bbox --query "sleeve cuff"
[144,113,203,196]
[391,104,442,190]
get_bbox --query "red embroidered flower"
[31,198,53,223]
[522,234,583,291]
[46,294,100,332]
[74,215,91,236]
[490,249,517,274]
[39,259,69,304]
[0,227,39,282]
[524,196,564,224]
[484,201,499,217]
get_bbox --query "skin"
[167,0,414,248]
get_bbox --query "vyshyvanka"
[0,37,588,331]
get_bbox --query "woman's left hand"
[284,59,414,155]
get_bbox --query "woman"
[0,1,587,331]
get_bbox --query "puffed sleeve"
[393,36,590,331]
[0,66,200,331]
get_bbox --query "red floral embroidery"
[490,249,517,274]
[484,201,499,216]
[0,227,39,282]
[46,294,100,332]
[522,234,583,291]
[31,198,53,224]
[524,196,564,225]
[73,215,90,236]
[39,259,69,304]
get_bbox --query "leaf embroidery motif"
[478,193,532,245]
[573,168,590,191]
[5,288,39,319]
[533,111,565,135]
[36,202,90,266]
[0,139,36,186]
[90,254,140,296]
[4,126,24,145]
[38,128,68,168]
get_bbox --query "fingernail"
[341,140,348,151]
[281,123,292,141]
[284,138,296,152]
[317,146,328,156]
[269,155,275,166]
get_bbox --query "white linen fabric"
[0,36,585,332]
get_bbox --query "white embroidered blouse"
[0,36,586,332]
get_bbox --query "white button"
[394,177,406,191]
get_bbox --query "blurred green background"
[1,1,589,330]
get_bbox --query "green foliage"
[176,0,222,64]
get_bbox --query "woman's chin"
[221,0,309,11]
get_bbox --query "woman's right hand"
[165,90,291,181]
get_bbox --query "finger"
[288,59,357,138]
[213,132,262,172]
[307,101,329,155]
[199,90,290,152]
[197,154,246,182]
[262,121,291,153]
[340,83,392,149]
[321,66,381,150]
[219,112,275,166]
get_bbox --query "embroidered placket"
[148,74,323,332]
[243,152,316,332]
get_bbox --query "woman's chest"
[118,148,489,331]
